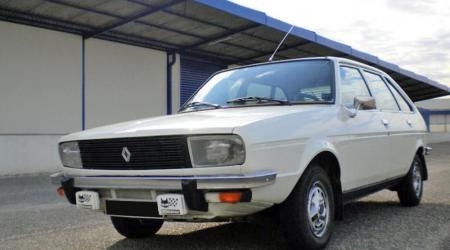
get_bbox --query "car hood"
[61,105,327,141]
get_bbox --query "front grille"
[78,135,191,170]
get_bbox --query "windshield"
[180,59,334,112]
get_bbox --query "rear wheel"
[111,216,163,238]
[280,165,335,250]
[397,155,424,207]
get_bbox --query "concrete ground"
[1,143,449,250]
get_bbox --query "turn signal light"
[57,187,65,197]
[219,192,242,203]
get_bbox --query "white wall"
[0,135,62,175]
[415,98,450,110]
[430,114,447,133]
[428,133,450,143]
[0,21,82,175]
[85,39,167,128]
[0,21,82,133]
[0,22,181,175]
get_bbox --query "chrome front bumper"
[50,171,277,190]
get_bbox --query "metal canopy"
[0,0,448,101]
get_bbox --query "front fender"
[297,138,340,177]
[277,138,340,202]
[249,137,340,204]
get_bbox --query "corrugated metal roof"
[0,0,448,101]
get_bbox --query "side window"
[363,71,399,111]
[339,66,370,107]
[384,78,413,112]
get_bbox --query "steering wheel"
[295,92,320,101]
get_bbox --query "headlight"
[59,142,82,168]
[188,135,245,167]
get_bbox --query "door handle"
[406,119,413,127]
[381,119,389,126]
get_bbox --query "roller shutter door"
[180,56,226,105]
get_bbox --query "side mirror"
[354,96,376,110]
[347,96,376,118]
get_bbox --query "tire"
[397,155,423,207]
[111,216,164,238]
[280,165,335,250]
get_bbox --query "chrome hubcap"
[412,161,422,197]
[307,181,329,238]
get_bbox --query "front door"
[335,66,391,191]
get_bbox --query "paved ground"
[1,143,449,250]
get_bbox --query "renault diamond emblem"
[121,147,131,163]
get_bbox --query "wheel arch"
[309,151,344,220]
[416,146,428,181]
[289,147,344,220]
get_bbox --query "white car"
[52,57,429,249]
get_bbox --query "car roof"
[228,56,387,76]
[329,57,386,75]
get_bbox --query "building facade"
[0,21,230,175]
[0,0,448,175]
[416,98,450,143]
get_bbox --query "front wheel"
[280,166,335,250]
[111,216,164,238]
[397,155,424,207]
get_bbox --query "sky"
[232,0,450,88]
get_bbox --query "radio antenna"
[268,25,294,62]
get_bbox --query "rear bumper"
[50,170,277,190]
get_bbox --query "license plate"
[156,194,187,215]
[76,191,100,210]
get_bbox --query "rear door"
[383,77,418,176]
[362,70,402,179]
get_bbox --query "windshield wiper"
[181,101,222,110]
[227,96,291,105]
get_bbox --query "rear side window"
[363,71,399,111]
[384,78,413,112]
[339,66,370,107]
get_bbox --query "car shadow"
[107,220,288,250]
[107,201,450,250]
